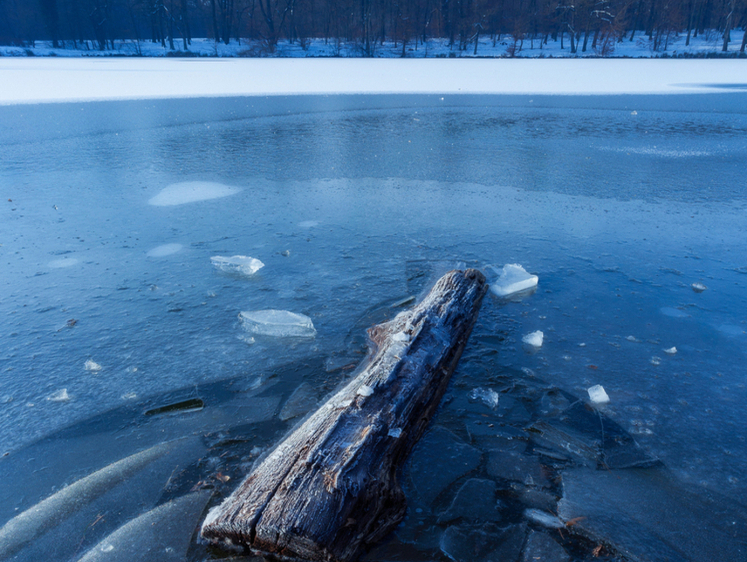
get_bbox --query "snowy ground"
[1,57,746,105]
[1,30,745,59]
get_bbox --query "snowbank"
[0,58,745,105]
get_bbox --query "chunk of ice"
[84,360,102,372]
[489,264,538,297]
[239,310,316,338]
[211,255,264,276]
[148,181,240,206]
[650,356,662,366]
[524,508,564,529]
[47,389,70,402]
[522,330,544,348]
[663,346,677,355]
[587,384,610,405]
[147,243,182,257]
[298,220,319,228]
[392,331,410,342]
[388,427,403,438]
[691,282,707,293]
[469,388,500,410]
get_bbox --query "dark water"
[1,93,746,561]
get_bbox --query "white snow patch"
[489,264,538,297]
[146,243,182,257]
[587,384,610,405]
[522,330,544,348]
[49,257,79,268]
[211,255,264,276]
[148,181,240,206]
[239,309,316,338]
[84,359,102,372]
[392,331,410,343]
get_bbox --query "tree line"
[1,0,745,54]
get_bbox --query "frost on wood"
[239,309,316,338]
[489,264,538,297]
[201,269,488,562]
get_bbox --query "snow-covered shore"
[1,31,745,59]
[1,58,745,105]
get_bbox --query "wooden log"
[201,269,488,562]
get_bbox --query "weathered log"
[201,269,488,562]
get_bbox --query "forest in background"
[1,0,745,55]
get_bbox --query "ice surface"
[587,385,610,405]
[298,221,319,228]
[279,383,317,421]
[147,181,240,206]
[239,310,316,338]
[522,330,544,348]
[146,244,182,257]
[210,255,264,276]
[489,264,539,297]
[692,282,707,293]
[48,258,79,268]
[469,388,500,410]
[84,360,102,372]
[357,385,374,397]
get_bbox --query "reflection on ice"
[147,181,240,206]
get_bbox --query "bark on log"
[201,269,488,562]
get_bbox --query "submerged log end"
[201,269,487,562]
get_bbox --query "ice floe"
[692,282,707,293]
[47,389,70,402]
[211,255,264,276]
[239,309,316,338]
[146,243,182,257]
[147,181,240,206]
[587,385,610,405]
[663,346,677,355]
[489,264,538,297]
[522,331,544,348]
[84,360,102,372]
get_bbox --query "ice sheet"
[210,255,264,276]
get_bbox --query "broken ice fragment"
[469,388,500,410]
[489,264,539,297]
[211,255,264,277]
[650,356,662,366]
[239,310,316,338]
[691,282,707,293]
[388,427,403,438]
[587,385,610,405]
[47,389,70,402]
[663,346,677,355]
[626,335,639,342]
[84,360,102,372]
[524,508,564,529]
[522,331,544,348]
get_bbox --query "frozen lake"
[1,93,746,560]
